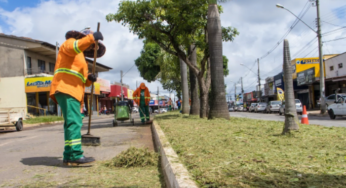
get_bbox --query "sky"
[0,0,345,99]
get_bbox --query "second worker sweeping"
[133,83,152,124]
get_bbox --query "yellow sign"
[277,87,284,101]
[290,55,337,79]
[85,82,101,95]
[127,89,134,99]
[25,77,53,93]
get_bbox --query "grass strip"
[155,111,346,188]
[23,115,64,124]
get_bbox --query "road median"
[155,111,346,187]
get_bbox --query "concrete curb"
[152,120,198,188]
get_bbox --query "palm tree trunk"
[189,44,200,115]
[207,4,229,120]
[180,58,190,114]
[282,39,299,134]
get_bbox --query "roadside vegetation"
[23,115,64,124]
[156,111,346,187]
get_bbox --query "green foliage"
[223,55,229,76]
[23,115,64,124]
[135,41,161,82]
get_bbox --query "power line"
[292,37,318,58]
[322,26,346,36]
[321,20,345,28]
[323,36,346,43]
[122,63,136,77]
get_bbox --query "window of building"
[330,66,334,71]
[49,63,55,72]
[27,57,32,74]
[38,60,46,73]
[339,63,343,69]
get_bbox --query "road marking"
[0,136,38,147]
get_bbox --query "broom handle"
[87,22,100,135]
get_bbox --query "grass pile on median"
[23,115,64,124]
[155,111,346,188]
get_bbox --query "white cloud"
[0,0,345,97]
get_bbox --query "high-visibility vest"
[50,34,95,105]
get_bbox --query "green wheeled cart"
[113,101,134,126]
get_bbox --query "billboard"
[127,89,134,99]
[85,83,101,95]
[297,67,315,86]
[96,78,110,92]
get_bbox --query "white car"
[327,96,346,119]
[324,93,346,108]
[249,103,257,112]
[279,99,303,115]
[265,101,282,113]
[255,102,267,113]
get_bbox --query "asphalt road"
[0,114,154,186]
[229,111,346,127]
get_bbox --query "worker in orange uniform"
[50,27,106,166]
[133,83,152,124]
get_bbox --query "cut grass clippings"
[23,115,64,124]
[155,111,346,188]
[2,149,164,188]
[105,147,159,168]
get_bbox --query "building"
[325,52,346,94]
[0,33,111,116]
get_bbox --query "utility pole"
[234,83,237,102]
[257,58,261,102]
[316,0,326,114]
[241,77,244,103]
[121,70,123,101]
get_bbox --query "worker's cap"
[140,83,146,89]
[65,28,106,58]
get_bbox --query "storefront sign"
[96,78,110,92]
[275,79,282,87]
[297,67,315,86]
[85,83,101,95]
[127,89,134,99]
[291,57,324,79]
[25,77,53,93]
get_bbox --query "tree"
[189,44,200,115]
[106,0,238,118]
[207,0,230,119]
[282,39,299,134]
[180,58,190,114]
[134,41,161,82]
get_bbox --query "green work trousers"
[139,105,150,122]
[55,93,83,161]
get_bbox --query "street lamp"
[276,2,326,114]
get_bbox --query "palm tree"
[189,44,200,115]
[207,1,230,119]
[282,39,299,134]
[180,58,190,114]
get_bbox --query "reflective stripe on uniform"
[73,40,82,54]
[54,68,86,83]
[65,138,81,146]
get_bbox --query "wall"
[25,50,56,75]
[0,77,26,108]
[0,46,24,77]
[325,52,346,79]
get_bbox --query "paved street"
[0,114,154,186]
[229,111,346,127]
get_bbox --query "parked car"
[327,96,346,119]
[279,99,303,115]
[265,101,282,113]
[255,102,267,113]
[249,103,257,112]
[132,107,138,113]
[324,93,346,108]
[228,106,234,112]
[236,105,243,111]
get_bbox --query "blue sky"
[0,0,345,96]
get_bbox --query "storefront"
[25,76,56,116]
[25,76,101,116]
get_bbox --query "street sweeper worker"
[133,83,152,124]
[49,27,106,165]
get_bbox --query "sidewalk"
[307,109,328,117]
